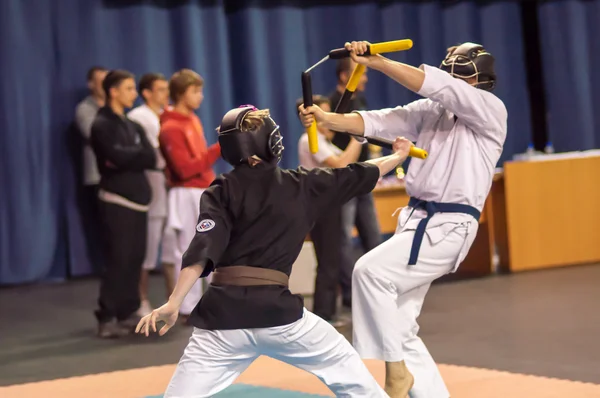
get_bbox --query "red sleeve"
[159,127,221,181]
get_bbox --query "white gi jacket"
[356,64,508,271]
[128,104,168,218]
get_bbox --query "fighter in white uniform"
[299,41,507,398]
[127,73,170,316]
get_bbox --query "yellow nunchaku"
[301,39,427,160]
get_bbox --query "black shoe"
[97,320,131,339]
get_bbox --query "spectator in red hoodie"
[159,69,221,323]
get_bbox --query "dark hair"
[86,66,108,82]
[169,69,204,103]
[138,73,167,102]
[335,58,354,82]
[295,95,330,120]
[102,69,135,100]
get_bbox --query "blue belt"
[407,197,481,265]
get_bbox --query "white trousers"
[165,309,388,398]
[142,216,166,270]
[352,223,472,398]
[162,187,209,315]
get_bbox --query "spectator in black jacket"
[91,69,157,338]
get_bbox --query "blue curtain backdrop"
[537,0,600,152]
[0,0,533,284]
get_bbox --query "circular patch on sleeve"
[196,219,216,232]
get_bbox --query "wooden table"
[503,154,600,272]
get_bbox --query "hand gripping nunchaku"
[301,39,427,159]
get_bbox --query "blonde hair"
[215,108,271,133]
[446,46,458,56]
[169,69,204,103]
[240,109,271,132]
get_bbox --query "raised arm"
[298,101,425,143]
[365,137,412,176]
[377,60,505,133]
[344,41,507,139]
[304,137,412,218]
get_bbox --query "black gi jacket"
[91,106,156,205]
[181,160,380,330]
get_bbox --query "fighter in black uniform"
[136,105,413,397]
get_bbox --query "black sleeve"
[91,119,156,171]
[181,181,232,277]
[134,123,158,170]
[305,162,380,215]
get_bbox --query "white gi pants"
[352,222,473,398]
[165,309,388,398]
[162,187,209,315]
[142,216,166,270]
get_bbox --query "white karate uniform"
[128,104,168,270]
[352,64,507,398]
[163,187,208,315]
[165,309,387,398]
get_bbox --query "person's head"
[138,73,169,109]
[86,66,109,99]
[335,58,368,92]
[102,69,138,109]
[217,106,284,167]
[295,95,334,140]
[440,42,496,91]
[169,69,204,110]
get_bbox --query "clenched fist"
[344,41,382,67]
[298,104,326,128]
[392,136,413,158]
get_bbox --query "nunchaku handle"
[364,137,428,159]
[301,72,319,154]
[328,39,413,60]
[332,43,427,160]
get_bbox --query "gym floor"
[1,264,599,397]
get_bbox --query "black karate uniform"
[181,161,380,330]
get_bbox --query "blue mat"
[145,383,329,397]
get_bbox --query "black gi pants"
[79,184,104,273]
[95,201,147,323]
[311,208,342,321]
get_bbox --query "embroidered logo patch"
[196,219,216,232]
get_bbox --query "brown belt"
[210,265,289,287]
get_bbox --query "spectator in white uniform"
[128,73,171,316]
[299,41,507,398]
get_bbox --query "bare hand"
[135,301,179,337]
[298,104,326,129]
[344,41,381,66]
[392,136,413,158]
